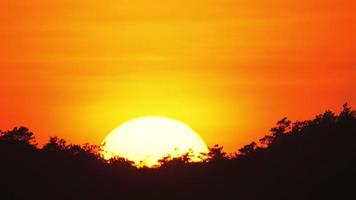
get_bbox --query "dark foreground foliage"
[0,104,355,200]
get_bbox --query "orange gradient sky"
[0,0,355,152]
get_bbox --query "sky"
[0,0,355,152]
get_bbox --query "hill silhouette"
[0,104,355,200]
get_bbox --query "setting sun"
[1,0,355,199]
[101,117,208,166]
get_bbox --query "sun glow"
[101,117,209,167]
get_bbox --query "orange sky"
[0,0,355,152]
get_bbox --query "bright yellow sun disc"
[102,117,208,167]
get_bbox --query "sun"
[101,116,209,167]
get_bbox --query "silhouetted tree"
[203,144,228,162]
[158,151,194,168]
[271,117,291,137]
[0,126,35,145]
[0,104,355,200]
[82,143,100,154]
[42,136,67,152]
[238,142,257,155]
[0,126,37,147]
[260,117,291,146]
[108,156,135,170]
[340,103,356,120]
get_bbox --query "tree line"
[0,104,355,200]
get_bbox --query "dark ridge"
[0,103,355,200]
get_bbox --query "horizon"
[0,103,352,151]
[1,101,355,199]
